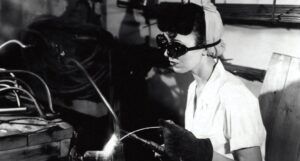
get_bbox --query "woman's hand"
[159,119,213,161]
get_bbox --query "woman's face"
[165,32,205,74]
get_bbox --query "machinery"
[0,40,73,161]
[0,1,169,160]
[0,35,166,161]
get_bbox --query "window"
[214,0,300,27]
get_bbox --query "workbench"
[0,116,73,161]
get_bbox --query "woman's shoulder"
[221,71,252,91]
[214,61,252,96]
[219,71,258,104]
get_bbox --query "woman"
[156,2,266,161]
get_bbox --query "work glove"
[159,120,213,161]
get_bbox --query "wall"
[223,25,300,70]
[0,0,67,43]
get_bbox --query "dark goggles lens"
[165,42,188,58]
[156,34,169,49]
[156,34,221,58]
[156,34,188,58]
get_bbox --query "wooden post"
[259,53,300,161]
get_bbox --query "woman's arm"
[233,146,262,161]
[212,146,262,161]
[212,151,234,161]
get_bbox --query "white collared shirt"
[185,60,266,160]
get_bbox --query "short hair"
[157,2,206,46]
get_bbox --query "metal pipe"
[272,0,277,22]
[0,107,27,113]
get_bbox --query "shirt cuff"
[229,133,263,152]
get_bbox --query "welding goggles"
[156,34,221,58]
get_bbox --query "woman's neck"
[192,57,217,87]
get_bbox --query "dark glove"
[159,120,213,161]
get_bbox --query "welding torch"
[83,129,165,161]
[121,129,165,155]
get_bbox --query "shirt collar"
[194,60,227,103]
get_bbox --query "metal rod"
[67,58,120,137]
[0,107,27,113]
[272,0,277,22]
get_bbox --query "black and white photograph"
[0,0,299,161]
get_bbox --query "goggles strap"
[188,39,221,51]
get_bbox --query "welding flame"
[83,133,119,160]
[101,133,119,159]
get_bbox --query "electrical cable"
[0,87,45,117]
[66,58,120,136]
[120,129,165,155]
[0,68,17,79]
[5,91,42,110]
[6,93,32,104]
[0,80,18,86]
[0,40,49,113]
[0,80,21,107]
[0,83,12,88]
[13,90,21,107]
[0,77,36,108]
[0,82,26,110]
[0,70,55,114]
[0,86,35,113]
[120,126,164,155]
[120,126,161,141]
[0,39,29,49]
[0,68,22,107]
[12,77,35,95]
